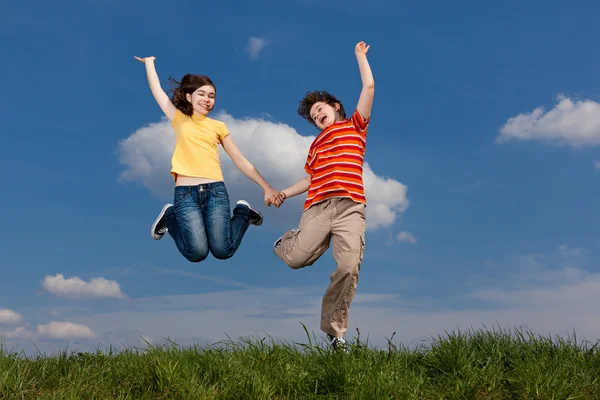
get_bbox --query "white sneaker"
[327,334,348,352]
[236,200,263,226]
[151,204,172,240]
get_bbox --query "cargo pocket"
[359,236,365,265]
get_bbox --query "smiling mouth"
[319,116,326,124]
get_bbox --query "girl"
[135,56,283,262]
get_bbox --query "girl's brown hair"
[168,74,216,116]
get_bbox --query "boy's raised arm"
[355,42,374,120]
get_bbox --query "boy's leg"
[273,200,332,269]
[320,199,366,338]
[165,186,210,262]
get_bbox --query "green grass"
[1,326,600,399]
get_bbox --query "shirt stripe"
[304,109,370,210]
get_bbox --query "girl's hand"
[264,187,284,207]
[355,41,370,56]
[134,56,156,63]
[271,192,286,208]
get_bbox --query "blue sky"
[1,0,600,353]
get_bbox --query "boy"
[273,41,374,350]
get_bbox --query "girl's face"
[186,85,216,116]
[309,101,341,130]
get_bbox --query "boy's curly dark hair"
[298,90,346,127]
[168,74,216,116]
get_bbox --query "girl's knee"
[211,250,234,260]
[185,253,208,263]
[210,245,235,260]
[183,247,209,263]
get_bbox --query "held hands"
[270,191,286,208]
[134,56,156,63]
[355,41,370,56]
[264,186,285,207]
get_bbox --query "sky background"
[1,0,600,354]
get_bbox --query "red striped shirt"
[304,109,369,211]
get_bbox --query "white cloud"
[497,95,600,147]
[397,231,417,244]
[558,244,585,259]
[117,113,409,231]
[37,322,96,339]
[0,308,23,324]
[1,321,96,340]
[246,37,268,60]
[42,274,124,299]
[595,160,600,170]
[1,326,34,339]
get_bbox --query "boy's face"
[310,101,340,130]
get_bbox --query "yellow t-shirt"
[170,109,230,181]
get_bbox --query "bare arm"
[282,175,311,199]
[221,135,283,205]
[354,42,375,120]
[134,56,177,121]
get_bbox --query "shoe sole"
[236,200,263,226]
[151,204,172,240]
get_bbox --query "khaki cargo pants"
[273,198,366,338]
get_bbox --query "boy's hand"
[264,187,284,206]
[134,56,156,63]
[355,41,370,56]
[271,192,286,208]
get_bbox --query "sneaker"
[327,334,348,352]
[151,203,172,240]
[236,200,263,226]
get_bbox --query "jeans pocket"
[211,182,227,195]
[211,185,230,205]
[174,191,191,204]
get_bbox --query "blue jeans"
[164,182,251,262]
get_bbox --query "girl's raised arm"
[134,56,177,121]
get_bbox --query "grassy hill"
[1,327,599,399]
